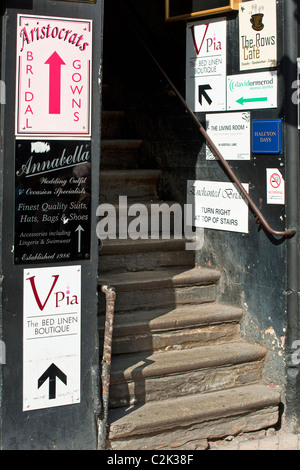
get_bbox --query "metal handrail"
[136,32,296,239]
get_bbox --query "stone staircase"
[97,87,281,450]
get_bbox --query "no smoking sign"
[270,172,281,188]
[16,14,92,138]
[267,168,285,204]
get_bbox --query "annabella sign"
[16,14,92,138]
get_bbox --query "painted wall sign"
[23,265,81,411]
[251,119,282,154]
[15,140,91,263]
[227,71,277,110]
[206,111,250,160]
[187,180,249,233]
[239,0,277,70]
[186,18,227,112]
[15,14,92,138]
[266,168,285,204]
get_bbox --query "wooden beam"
[165,0,241,22]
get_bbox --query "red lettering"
[58,28,66,40]
[25,105,33,114]
[25,92,34,101]
[68,33,78,45]
[26,275,59,311]
[72,98,81,109]
[73,60,81,70]
[70,85,83,95]
[26,64,33,75]
[190,24,209,55]
[64,29,72,41]
[20,27,30,51]
[51,27,59,38]
[72,73,82,83]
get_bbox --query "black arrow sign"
[38,363,67,400]
[198,84,212,106]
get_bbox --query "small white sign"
[23,265,81,411]
[16,14,92,138]
[187,180,249,233]
[186,18,226,112]
[206,112,251,160]
[239,0,277,71]
[266,168,285,204]
[227,71,277,111]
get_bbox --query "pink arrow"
[45,52,66,114]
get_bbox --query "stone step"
[107,384,281,450]
[109,341,266,408]
[98,237,195,272]
[101,139,142,169]
[98,267,221,313]
[99,303,243,355]
[99,169,161,202]
[101,111,126,138]
[101,82,125,111]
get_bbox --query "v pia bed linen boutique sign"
[186,17,227,112]
[23,265,81,411]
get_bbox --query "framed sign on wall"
[165,0,241,22]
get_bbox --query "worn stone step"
[107,384,281,450]
[101,111,126,138]
[99,237,195,272]
[109,342,266,407]
[99,303,243,354]
[101,82,125,111]
[99,169,161,202]
[101,139,142,169]
[98,267,221,313]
